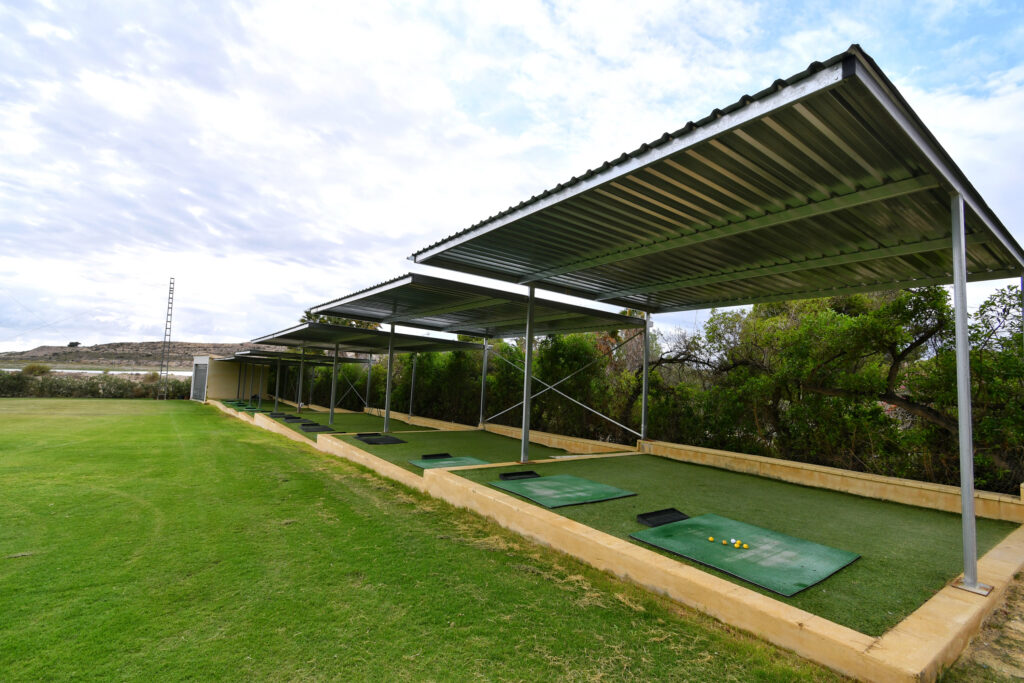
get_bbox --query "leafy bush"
[21,363,52,377]
[0,371,191,399]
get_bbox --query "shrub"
[21,363,52,377]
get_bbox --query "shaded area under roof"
[251,321,484,353]
[310,273,644,338]
[411,45,1024,313]
[217,350,370,367]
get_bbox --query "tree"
[67,341,81,348]
[300,309,380,330]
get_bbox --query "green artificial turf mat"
[490,474,635,508]
[631,513,859,597]
[410,456,489,469]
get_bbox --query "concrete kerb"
[641,439,1024,523]
[363,406,477,431]
[208,402,1024,680]
[484,422,628,454]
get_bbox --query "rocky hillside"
[0,341,282,371]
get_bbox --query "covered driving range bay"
[412,44,1024,602]
[453,454,1018,636]
[189,44,1024,679]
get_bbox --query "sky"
[1,0,1023,352]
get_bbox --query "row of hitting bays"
[194,45,1024,612]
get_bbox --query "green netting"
[490,474,635,508]
[630,513,859,597]
[410,456,489,470]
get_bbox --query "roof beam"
[596,233,990,301]
[379,296,511,323]
[667,267,1022,312]
[516,174,938,284]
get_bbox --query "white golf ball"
[730,538,736,544]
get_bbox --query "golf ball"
[743,544,749,549]
[734,542,741,548]
[730,538,736,544]
[708,537,714,542]
[722,540,727,545]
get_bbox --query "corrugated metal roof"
[410,45,1024,313]
[311,273,644,338]
[251,321,484,353]
[216,353,347,368]
[232,350,369,364]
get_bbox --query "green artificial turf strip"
[256,403,430,440]
[456,454,1019,637]
[0,399,840,681]
[632,514,860,597]
[409,456,489,469]
[491,474,637,508]
[337,430,567,475]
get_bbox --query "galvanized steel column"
[274,359,281,412]
[235,361,243,400]
[329,343,339,426]
[384,324,395,432]
[478,341,490,427]
[408,354,418,417]
[641,311,651,441]
[365,355,372,409]
[951,194,984,593]
[257,365,263,410]
[296,347,305,414]
[308,364,314,408]
[520,287,536,464]
[243,360,251,403]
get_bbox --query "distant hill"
[0,341,283,371]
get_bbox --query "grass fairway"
[456,456,1019,636]
[0,399,839,681]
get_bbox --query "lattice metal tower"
[157,277,175,400]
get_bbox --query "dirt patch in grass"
[943,572,1024,681]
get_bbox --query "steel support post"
[247,361,254,406]
[951,194,989,595]
[308,364,314,408]
[641,311,651,441]
[408,354,418,417]
[478,340,490,427]
[365,356,372,409]
[384,324,395,433]
[296,348,305,414]
[235,361,243,400]
[257,365,263,409]
[329,343,339,426]
[274,359,281,412]
[520,287,536,464]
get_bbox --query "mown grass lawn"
[0,399,840,681]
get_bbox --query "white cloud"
[1,0,1022,353]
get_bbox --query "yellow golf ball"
[708,536,714,542]
[743,544,749,549]
[734,542,741,548]
[722,540,727,545]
